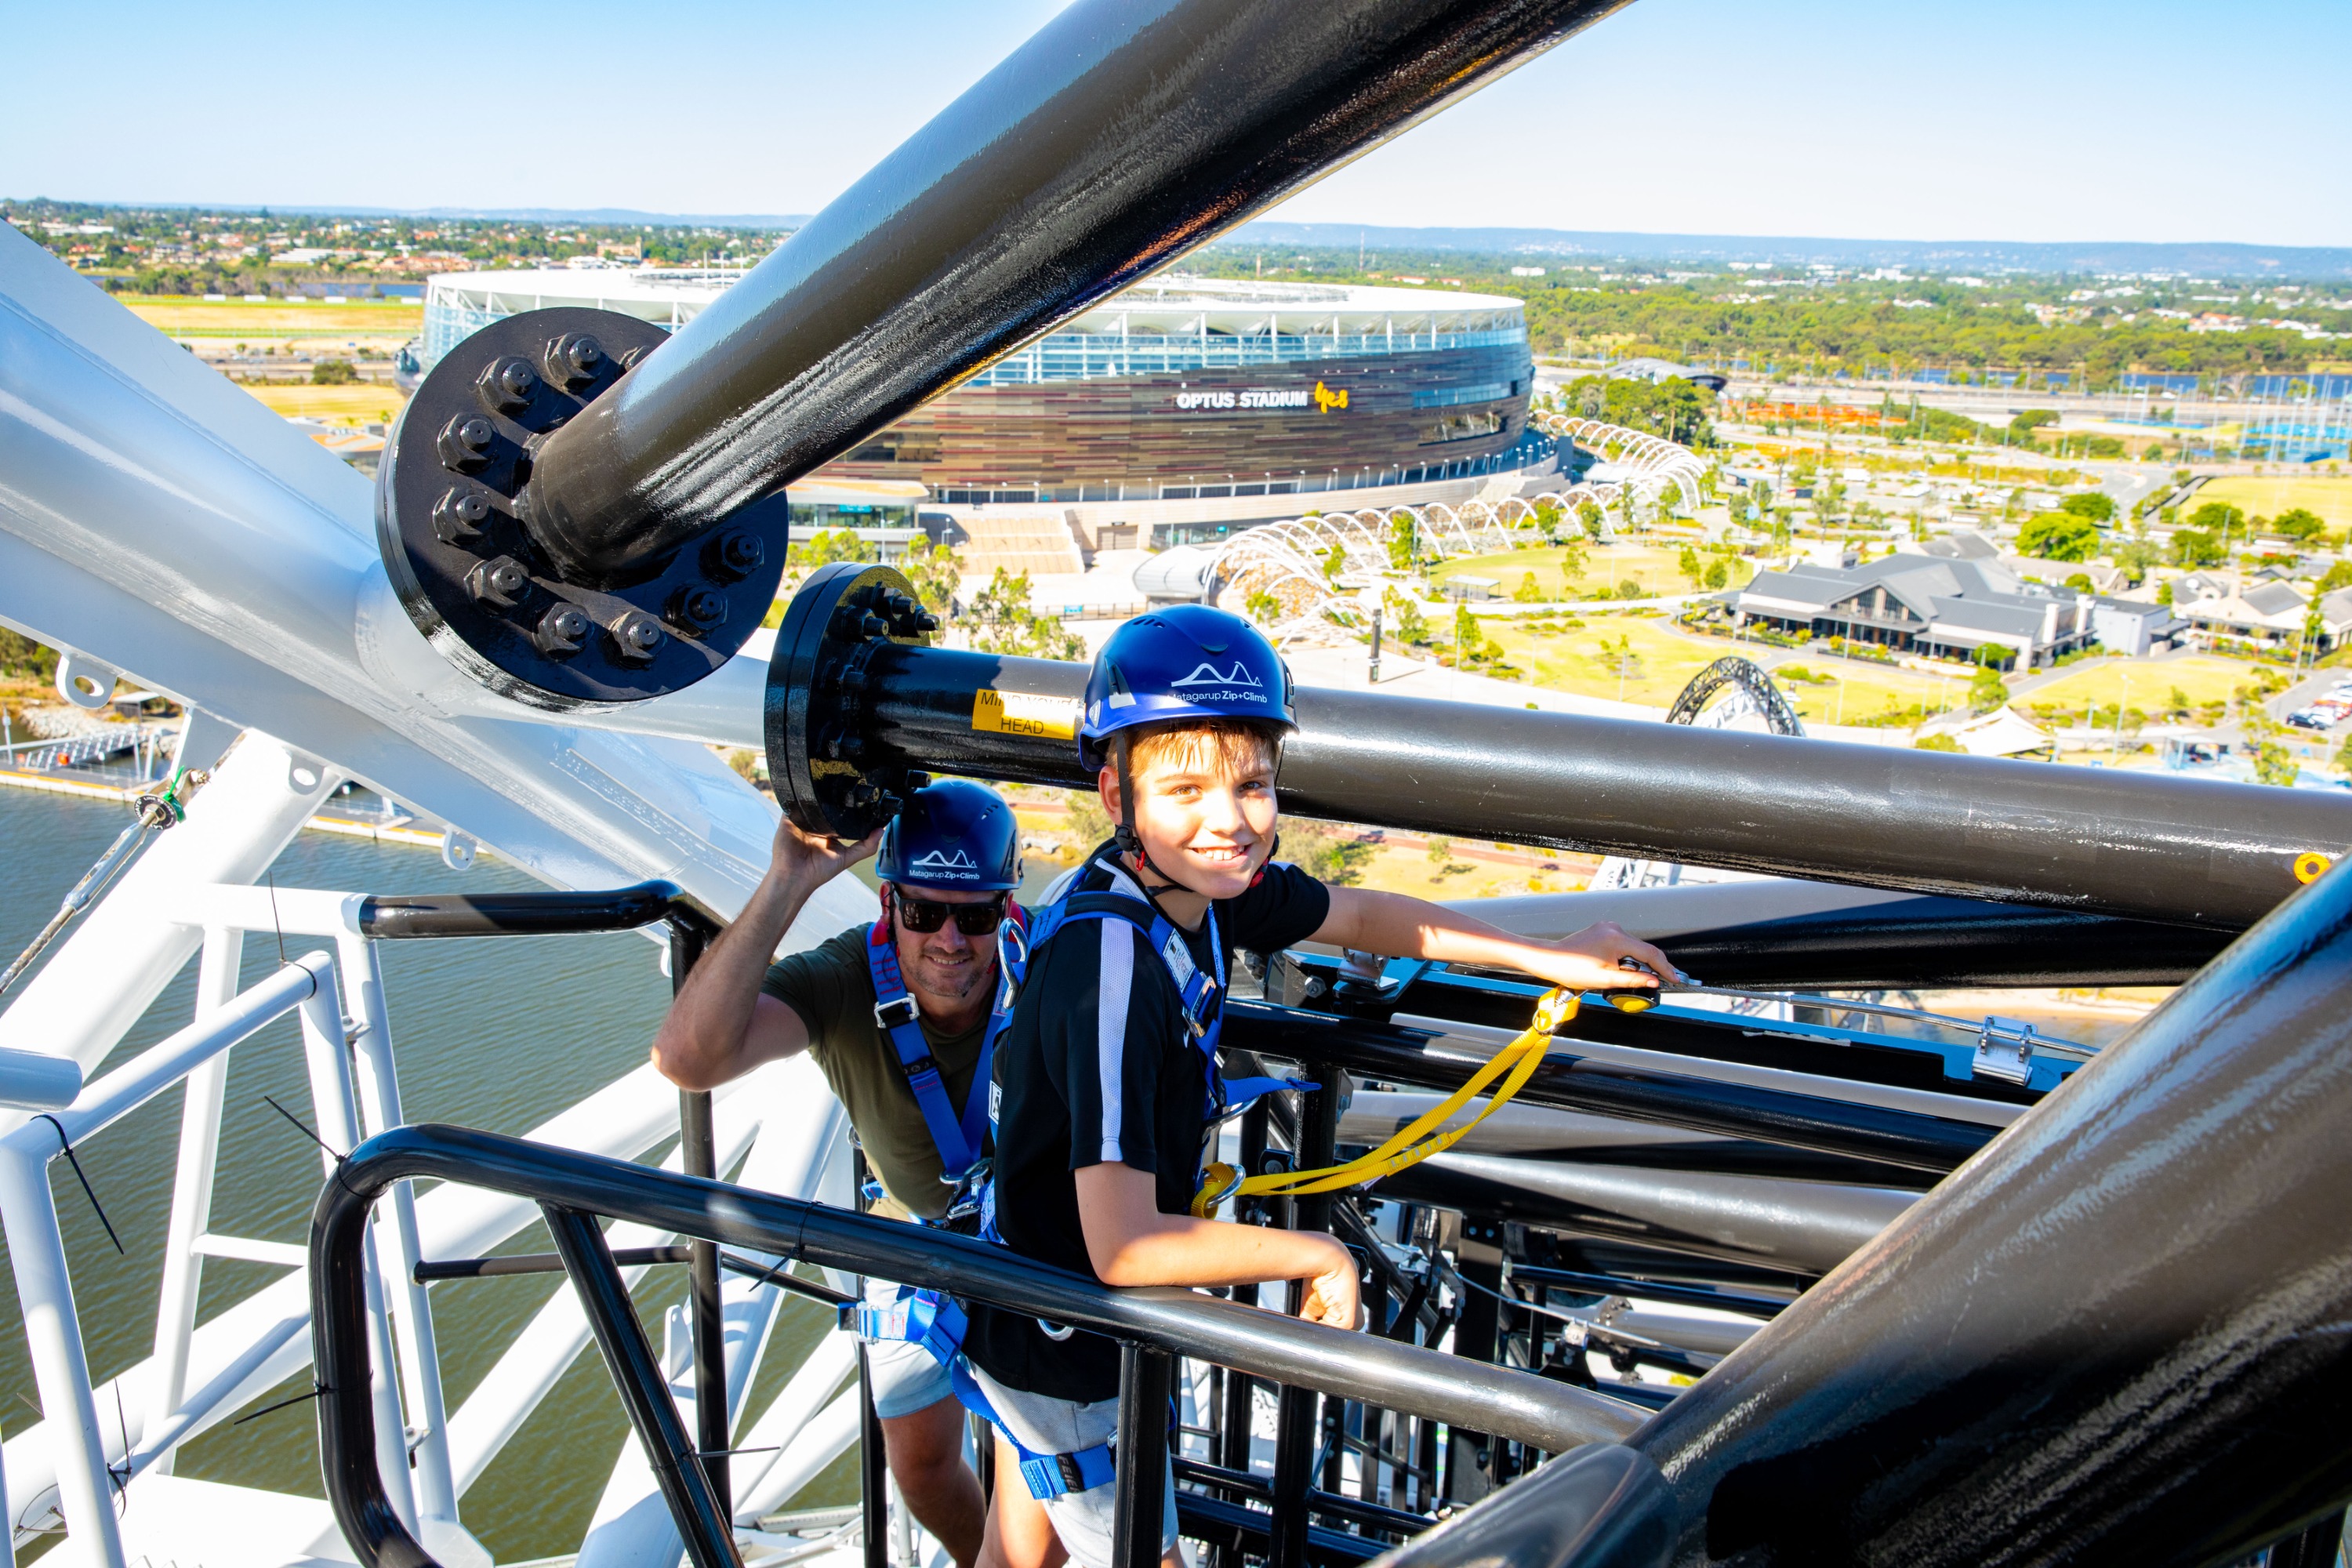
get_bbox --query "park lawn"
[2024,654,2259,713]
[124,297,423,336]
[240,383,408,424]
[1439,543,1707,603]
[1483,615,1729,706]
[1762,655,1956,728]
[2194,475,2352,530]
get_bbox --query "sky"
[7,0,2349,247]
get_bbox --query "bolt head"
[707,529,765,581]
[476,356,539,414]
[432,488,492,544]
[466,555,530,608]
[667,586,728,633]
[537,603,590,656]
[437,414,497,472]
[609,609,666,662]
[543,332,605,389]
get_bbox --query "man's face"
[887,882,1003,1007]
[1103,739,1278,902]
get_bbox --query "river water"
[0,786,857,1562]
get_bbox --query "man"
[654,779,1025,1568]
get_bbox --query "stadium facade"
[420,270,1544,506]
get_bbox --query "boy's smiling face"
[1099,723,1279,902]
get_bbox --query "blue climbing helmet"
[876,779,1022,891]
[1078,605,1298,773]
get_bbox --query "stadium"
[418,269,1547,519]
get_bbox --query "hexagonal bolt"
[432,487,493,545]
[858,612,891,640]
[608,609,666,662]
[535,603,592,658]
[542,332,605,390]
[465,555,531,608]
[704,529,766,583]
[666,585,729,635]
[437,414,498,473]
[475,356,540,415]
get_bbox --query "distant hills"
[1221,223,2352,280]
[54,202,812,229]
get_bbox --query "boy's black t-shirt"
[964,842,1330,1403]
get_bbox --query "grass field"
[2025,654,2264,713]
[239,383,408,424]
[2194,475,2352,530]
[122,296,422,336]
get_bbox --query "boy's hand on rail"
[1521,921,1679,995]
[1298,1237,1362,1330]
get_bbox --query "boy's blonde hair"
[1123,718,1283,779]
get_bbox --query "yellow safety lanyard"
[1191,986,1581,1218]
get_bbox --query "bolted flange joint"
[375,306,789,708]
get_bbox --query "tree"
[2115,539,2159,585]
[967,568,1085,660]
[2187,501,2245,546]
[1244,588,1280,625]
[2016,511,2101,562]
[1281,820,1374,886]
[1616,578,1645,600]
[0,628,58,681]
[2338,733,2352,782]
[1425,834,1455,866]
[2157,579,2176,607]
[1452,603,1482,660]
[1678,545,1704,587]
[2009,408,2060,441]
[899,541,961,618]
[2060,491,2116,522]
[1384,586,1429,645]
[310,358,358,385]
[1513,572,1544,604]
[2170,529,2225,568]
[1556,537,1590,585]
[2271,507,2327,543]
[2318,559,2352,594]
[1386,510,1417,571]
[1704,560,1730,590]
[1969,659,2008,713]
[1577,500,1606,541]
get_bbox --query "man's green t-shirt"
[760,927,989,1222]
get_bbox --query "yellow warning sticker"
[974,688,1079,741]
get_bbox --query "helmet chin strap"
[1112,732,1186,894]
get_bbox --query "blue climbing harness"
[866,918,1001,1182]
[861,876,1294,1500]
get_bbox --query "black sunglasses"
[891,891,1010,935]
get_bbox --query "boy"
[965,606,1674,1568]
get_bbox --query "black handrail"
[355,879,719,941]
[312,1123,1644,1568]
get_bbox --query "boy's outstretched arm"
[1312,887,1678,995]
[1073,1163,1359,1329]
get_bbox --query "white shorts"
[965,1361,1178,1568]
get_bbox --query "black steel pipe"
[1115,1343,1174,1568]
[769,574,2352,931]
[521,0,1625,580]
[545,1204,738,1568]
[1655,894,2230,990]
[1611,865,2352,1567]
[1381,1153,1911,1279]
[310,1126,1642,1568]
[1507,1266,1790,1321]
[1221,1003,1995,1175]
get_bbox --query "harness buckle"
[874,996,922,1030]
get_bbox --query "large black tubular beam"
[1637,895,2231,990]
[1221,1003,1995,1175]
[311,1124,1642,1568]
[768,583,2352,931]
[1599,866,2352,1568]
[520,0,1627,581]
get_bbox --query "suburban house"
[1733,553,2096,669]
[2086,596,2187,658]
[2177,579,2352,652]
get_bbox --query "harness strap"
[1192,987,1581,1217]
[868,922,993,1178]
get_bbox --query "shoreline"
[0,764,484,856]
